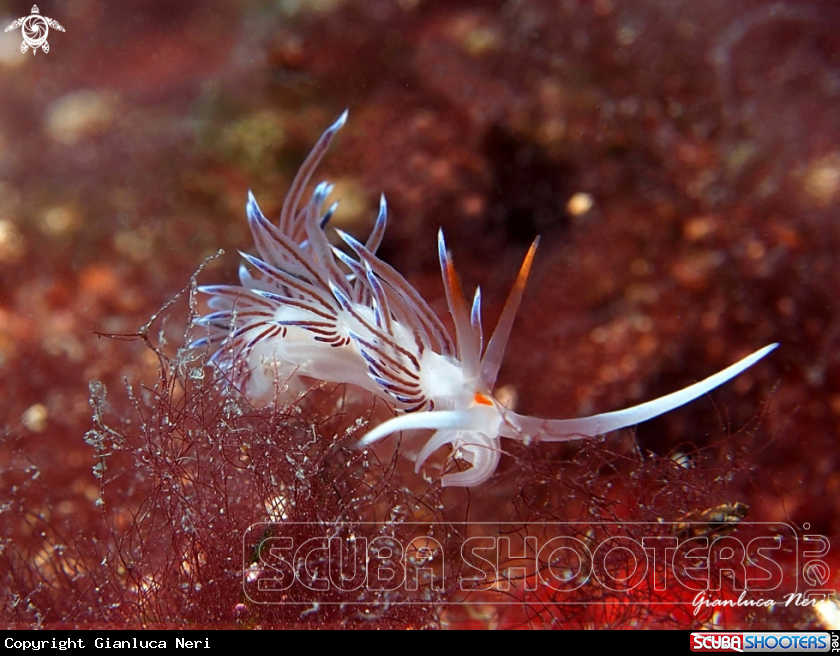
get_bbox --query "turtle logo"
[4,5,65,55]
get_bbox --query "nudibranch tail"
[195,109,779,488]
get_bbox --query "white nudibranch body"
[194,110,778,488]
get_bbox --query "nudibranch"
[193,110,777,488]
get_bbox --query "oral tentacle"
[358,410,474,446]
[499,343,778,442]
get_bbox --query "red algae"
[2,0,839,629]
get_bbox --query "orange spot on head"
[473,393,493,406]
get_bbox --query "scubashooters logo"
[243,521,835,612]
[690,632,830,652]
[4,5,65,55]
